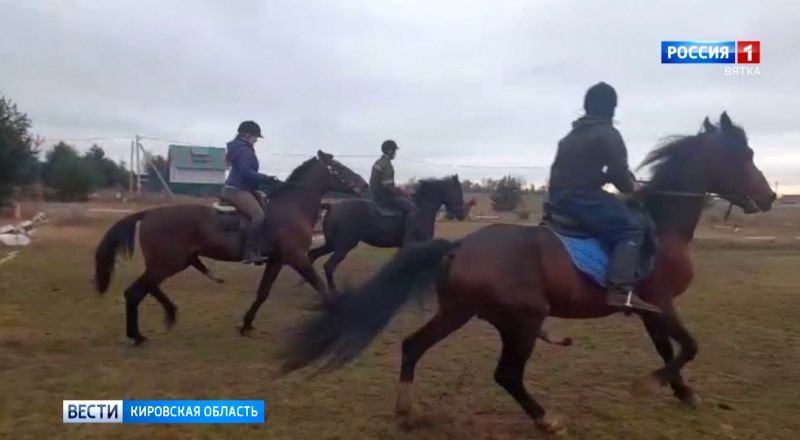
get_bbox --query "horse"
[93,150,368,345]
[446,197,477,220]
[438,197,475,221]
[278,113,777,434]
[307,175,466,291]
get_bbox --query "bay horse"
[307,175,465,291]
[278,113,777,434]
[445,197,476,220]
[93,151,368,344]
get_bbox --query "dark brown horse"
[307,175,465,291]
[278,114,777,434]
[94,151,368,344]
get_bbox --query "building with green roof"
[167,145,226,196]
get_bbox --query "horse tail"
[94,211,147,294]
[280,238,459,375]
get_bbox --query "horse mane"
[286,158,320,183]
[264,157,321,200]
[638,134,704,189]
[414,176,456,199]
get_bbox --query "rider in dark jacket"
[547,82,660,313]
[223,121,280,264]
[370,140,418,246]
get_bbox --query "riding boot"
[242,224,267,265]
[606,239,660,313]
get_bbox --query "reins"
[635,182,739,222]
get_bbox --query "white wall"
[170,166,225,184]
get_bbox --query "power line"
[40,136,133,143]
[138,136,548,169]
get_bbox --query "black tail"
[280,238,459,375]
[94,211,146,294]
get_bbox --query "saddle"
[541,201,591,237]
[212,191,272,262]
[213,191,269,215]
[368,197,407,217]
[541,199,658,287]
[373,203,403,217]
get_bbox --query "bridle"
[636,182,754,221]
[322,159,362,194]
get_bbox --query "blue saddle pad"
[550,229,610,287]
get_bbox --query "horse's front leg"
[640,312,699,406]
[637,302,699,405]
[240,260,283,336]
[286,250,330,302]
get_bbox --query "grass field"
[2,208,800,439]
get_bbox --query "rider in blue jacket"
[223,121,280,264]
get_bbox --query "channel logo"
[661,41,760,64]
[63,400,265,424]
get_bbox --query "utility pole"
[135,134,141,195]
[775,181,779,196]
[129,140,135,194]
[135,136,175,199]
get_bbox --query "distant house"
[167,145,226,196]
[780,195,800,205]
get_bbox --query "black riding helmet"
[238,120,263,138]
[584,82,617,119]
[381,139,398,154]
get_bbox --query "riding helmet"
[583,82,617,119]
[238,120,263,138]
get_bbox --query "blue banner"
[122,400,265,424]
[661,41,736,64]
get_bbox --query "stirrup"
[609,290,660,314]
[242,253,268,264]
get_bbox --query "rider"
[370,140,418,246]
[223,120,281,264]
[547,82,660,313]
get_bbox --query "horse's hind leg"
[491,311,564,435]
[308,241,334,265]
[395,307,472,416]
[190,255,224,284]
[149,285,177,329]
[641,314,697,405]
[322,244,355,293]
[124,275,149,345]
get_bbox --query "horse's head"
[415,175,466,219]
[316,150,368,197]
[700,112,776,213]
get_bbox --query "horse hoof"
[631,374,660,396]
[681,392,701,408]
[130,336,148,346]
[239,326,255,337]
[395,382,413,416]
[165,309,177,329]
[535,414,566,435]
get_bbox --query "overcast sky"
[2,0,798,190]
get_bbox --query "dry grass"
[1,212,800,439]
